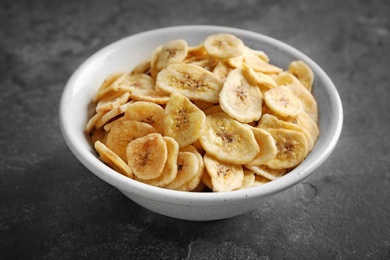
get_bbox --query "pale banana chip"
[253,174,271,186]
[258,113,314,152]
[106,120,156,162]
[266,128,309,170]
[244,50,283,74]
[264,85,303,117]
[85,111,105,133]
[244,164,287,181]
[93,73,127,102]
[203,33,245,60]
[141,136,179,187]
[213,60,232,80]
[238,170,256,190]
[199,112,259,164]
[242,63,277,91]
[289,60,314,92]
[130,89,170,105]
[124,101,165,134]
[156,63,223,103]
[274,72,318,123]
[95,140,133,178]
[150,45,163,80]
[176,145,205,191]
[120,73,155,91]
[96,92,130,113]
[94,103,131,129]
[219,68,262,123]
[156,39,188,71]
[165,151,199,190]
[246,126,277,166]
[126,133,167,181]
[164,92,206,148]
[130,58,151,75]
[203,153,244,192]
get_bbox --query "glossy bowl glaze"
[59,25,343,221]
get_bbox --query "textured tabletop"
[1,0,389,259]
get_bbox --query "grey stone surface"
[1,0,390,259]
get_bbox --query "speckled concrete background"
[1,0,389,259]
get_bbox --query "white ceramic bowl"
[59,25,343,221]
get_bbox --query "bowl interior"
[59,25,343,206]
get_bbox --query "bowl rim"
[59,25,343,205]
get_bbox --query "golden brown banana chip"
[126,133,168,181]
[95,141,133,178]
[85,111,105,133]
[106,120,156,162]
[203,153,244,192]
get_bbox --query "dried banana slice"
[264,86,303,117]
[106,120,156,162]
[289,60,314,92]
[203,104,223,115]
[219,68,262,123]
[281,112,319,151]
[126,133,168,181]
[164,92,206,148]
[156,39,188,71]
[253,175,271,186]
[244,165,287,181]
[140,136,179,187]
[242,63,277,91]
[199,112,259,164]
[266,128,309,170]
[244,50,282,74]
[130,89,170,105]
[90,127,107,145]
[96,92,130,113]
[155,63,223,103]
[203,33,245,60]
[150,45,163,79]
[212,60,232,80]
[274,72,318,123]
[94,141,133,178]
[94,103,131,129]
[164,151,199,190]
[176,145,205,192]
[246,126,277,166]
[130,58,151,75]
[85,111,105,133]
[238,170,256,190]
[120,73,155,91]
[258,113,314,152]
[203,153,244,192]
[124,101,165,134]
[93,73,126,102]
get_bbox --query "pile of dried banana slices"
[86,33,319,192]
